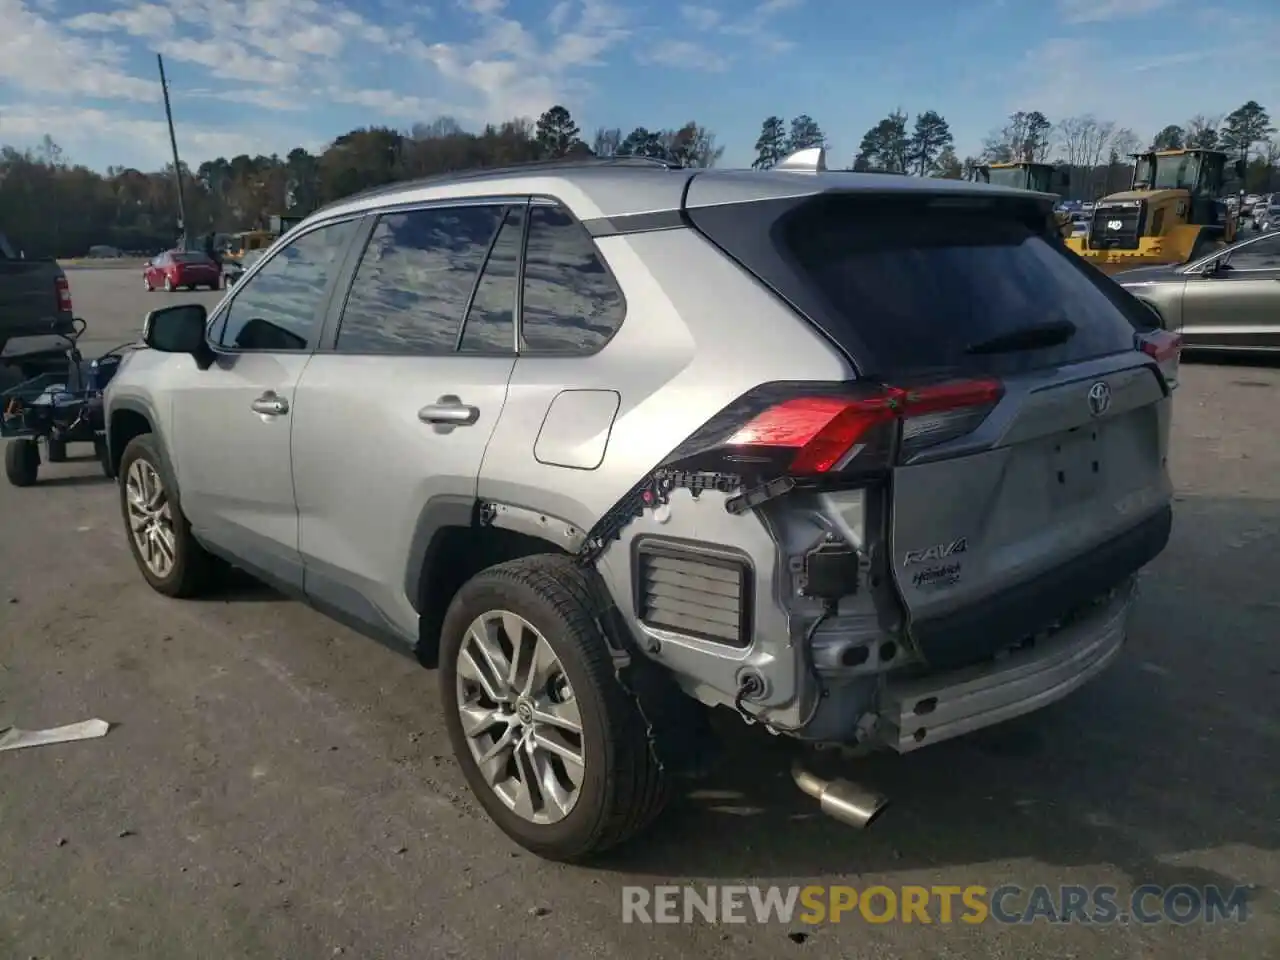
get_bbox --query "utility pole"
[157,53,188,246]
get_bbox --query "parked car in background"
[1250,194,1274,230]
[143,250,221,292]
[0,229,75,363]
[1115,229,1280,351]
[1257,199,1280,233]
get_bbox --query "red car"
[143,250,221,292]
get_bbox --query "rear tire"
[163,276,173,292]
[4,439,39,487]
[440,554,669,862]
[117,433,216,598]
[46,438,67,463]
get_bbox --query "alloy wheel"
[455,610,585,824]
[125,459,177,578]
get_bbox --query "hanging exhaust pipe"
[791,760,889,829]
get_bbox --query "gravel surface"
[1,267,1278,959]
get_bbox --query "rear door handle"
[251,392,289,416]
[418,396,479,426]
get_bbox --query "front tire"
[46,437,67,463]
[440,554,669,862]
[118,433,216,598]
[163,276,173,292]
[4,439,39,487]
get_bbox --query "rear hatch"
[686,186,1175,670]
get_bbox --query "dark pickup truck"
[0,231,75,361]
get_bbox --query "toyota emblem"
[1087,381,1111,417]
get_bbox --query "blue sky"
[0,0,1276,172]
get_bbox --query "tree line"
[751,101,1277,202]
[0,105,722,259]
[1,99,1275,259]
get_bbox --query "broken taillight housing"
[661,377,1005,481]
[1136,329,1181,390]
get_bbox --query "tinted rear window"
[778,196,1145,375]
[172,252,211,263]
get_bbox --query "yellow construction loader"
[971,161,1073,234]
[972,160,1066,194]
[1064,148,1244,274]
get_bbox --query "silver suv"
[103,150,1180,862]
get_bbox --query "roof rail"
[329,154,684,207]
[775,146,827,173]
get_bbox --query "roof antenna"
[775,146,827,173]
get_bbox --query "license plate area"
[1048,424,1105,506]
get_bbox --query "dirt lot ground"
[2,267,1278,959]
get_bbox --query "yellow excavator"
[971,161,1073,233]
[1064,148,1244,274]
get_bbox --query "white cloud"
[1057,0,1174,24]
[547,0,572,33]
[640,40,729,73]
[679,5,721,30]
[1008,29,1279,151]
[0,104,283,169]
[0,0,158,101]
[409,0,631,121]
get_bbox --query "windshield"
[985,167,1029,190]
[1152,153,1202,191]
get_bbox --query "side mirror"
[143,303,209,356]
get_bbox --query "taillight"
[55,276,72,312]
[662,377,1004,481]
[1136,330,1181,390]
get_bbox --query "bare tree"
[1054,115,1096,172]
[1185,114,1221,149]
[1105,128,1139,193]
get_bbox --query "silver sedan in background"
[1114,229,1280,352]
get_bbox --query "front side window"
[1227,234,1280,271]
[216,218,356,352]
[336,205,505,355]
[520,204,625,354]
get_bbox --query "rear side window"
[691,194,1148,376]
[337,205,505,355]
[520,204,625,354]
[459,205,524,354]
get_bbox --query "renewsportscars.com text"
[621,884,1251,926]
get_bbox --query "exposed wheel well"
[415,524,569,668]
[108,409,153,476]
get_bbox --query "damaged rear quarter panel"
[478,226,853,714]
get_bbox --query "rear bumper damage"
[878,576,1134,752]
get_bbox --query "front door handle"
[251,392,289,416]
[418,396,479,426]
